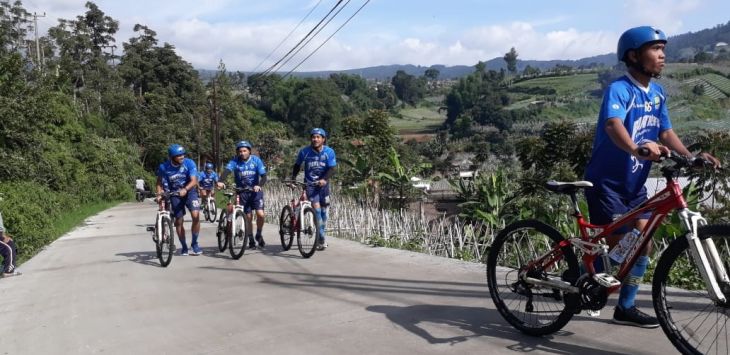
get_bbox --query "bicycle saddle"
[545,180,593,194]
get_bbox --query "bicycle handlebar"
[281,179,318,187]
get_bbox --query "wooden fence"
[263,183,497,261]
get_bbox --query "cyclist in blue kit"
[217,141,268,249]
[291,128,336,250]
[156,144,203,256]
[198,162,218,206]
[584,26,720,328]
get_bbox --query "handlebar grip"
[637,147,650,157]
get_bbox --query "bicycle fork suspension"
[679,208,730,303]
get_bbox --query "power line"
[274,0,351,75]
[261,0,344,75]
[284,0,370,78]
[251,0,323,73]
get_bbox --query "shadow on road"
[200,266,487,298]
[366,304,630,354]
[116,250,163,267]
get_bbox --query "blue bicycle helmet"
[168,144,186,157]
[205,162,214,170]
[310,128,327,138]
[617,26,667,62]
[235,140,252,150]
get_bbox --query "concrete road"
[0,202,678,354]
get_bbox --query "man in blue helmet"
[584,26,720,327]
[291,128,337,250]
[156,144,203,256]
[217,140,268,248]
[198,162,219,209]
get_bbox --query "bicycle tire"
[297,206,320,258]
[229,210,248,259]
[486,219,580,336]
[157,216,174,267]
[203,203,211,222]
[279,205,294,251]
[653,224,730,355]
[216,210,228,252]
[209,200,217,223]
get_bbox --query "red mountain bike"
[487,151,728,355]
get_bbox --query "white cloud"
[25,0,710,71]
[621,0,701,34]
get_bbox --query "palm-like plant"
[377,147,431,209]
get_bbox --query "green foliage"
[377,147,431,209]
[391,70,426,106]
[450,168,515,227]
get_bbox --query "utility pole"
[33,12,46,69]
[210,81,221,170]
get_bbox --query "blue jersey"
[295,145,337,183]
[156,158,198,192]
[584,74,672,196]
[198,171,218,189]
[224,155,266,188]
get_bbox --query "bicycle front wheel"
[209,201,217,223]
[486,219,580,336]
[653,224,730,355]
[297,206,320,258]
[216,210,228,252]
[156,216,175,267]
[229,210,248,259]
[279,206,294,251]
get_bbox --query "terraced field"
[684,77,728,99]
[511,73,600,96]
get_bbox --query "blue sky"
[25,0,730,71]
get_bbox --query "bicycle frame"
[287,183,313,234]
[532,158,730,303]
[225,188,251,236]
[155,194,173,246]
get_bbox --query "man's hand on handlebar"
[697,152,722,169]
[634,142,669,161]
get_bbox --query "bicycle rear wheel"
[229,210,248,259]
[653,224,730,355]
[156,216,174,267]
[486,219,579,336]
[216,210,228,252]
[297,206,320,258]
[279,206,294,251]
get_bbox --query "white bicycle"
[146,191,178,267]
[219,186,253,260]
[201,192,217,223]
[279,180,321,258]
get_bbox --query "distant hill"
[198,54,615,82]
[665,21,730,61]
[197,21,730,81]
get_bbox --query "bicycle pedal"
[146,226,155,232]
[593,273,621,288]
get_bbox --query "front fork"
[679,208,730,303]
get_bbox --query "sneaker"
[2,270,22,278]
[256,235,265,248]
[585,309,601,317]
[316,241,328,251]
[612,306,659,328]
[247,237,256,249]
[190,244,203,256]
[180,247,189,256]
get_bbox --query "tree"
[424,67,440,81]
[503,47,518,74]
[391,70,425,106]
